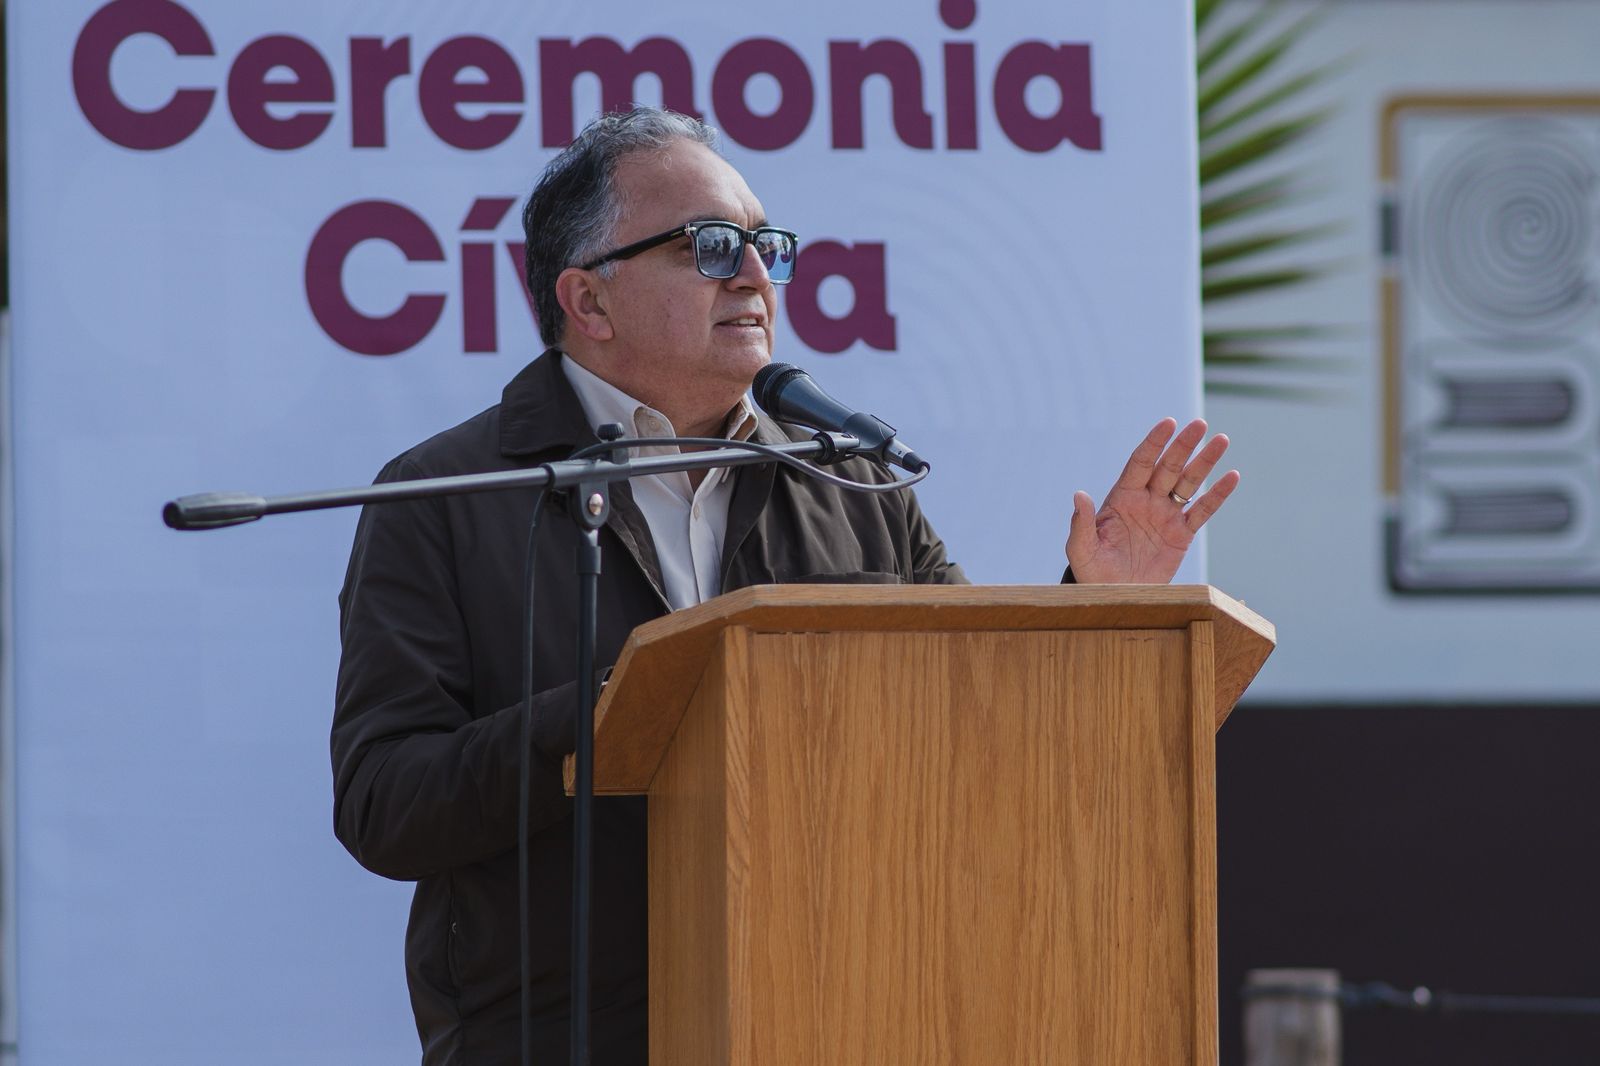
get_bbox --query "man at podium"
[330,106,1238,1064]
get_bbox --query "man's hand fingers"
[1171,432,1230,501]
[1065,489,1097,561]
[1148,418,1207,496]
[1113,418,1178,491]
[1183,469,1240,532]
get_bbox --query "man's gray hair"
[522,107,721,348]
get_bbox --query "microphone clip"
[808,430,859,466]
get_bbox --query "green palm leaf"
[1202,225,1338,270]
[1197,8,1321,120]
[1196,0,1342,399]
[1202,380,1348,401]
[1202,267,1322,303]
[1201,350,1351,371]
[1197,3,1279,79]
[1201,63,1343,143]
[1199,110,1333,185]
[1204,325,1346,348]
[1200,175,1298,228]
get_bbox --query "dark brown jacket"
[332,349,966,1064]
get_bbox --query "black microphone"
[752,363,928,473]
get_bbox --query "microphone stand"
[164,429,866,1066]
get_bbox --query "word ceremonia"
[72,0,1104,356]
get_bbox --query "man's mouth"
[719,316,764,328]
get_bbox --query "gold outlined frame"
[1379,94,1600,494]
[1379,93,1600,593]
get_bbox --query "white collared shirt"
[560,354,759,611]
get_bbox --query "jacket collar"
[496,348,673,603]
[722,402,791,588]
[500,346,793,456]
[497,347,791,606]
[498,348,593,458]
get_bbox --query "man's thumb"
[1066,491,1096,556]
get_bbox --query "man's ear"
[554,267,615,342]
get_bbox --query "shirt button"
[692,504,701,519]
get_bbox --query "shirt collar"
[496,348,783,459]
[559,352,759,446]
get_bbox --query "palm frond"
[1203,266,1325,303]
[1195,0,1228,34]
[1197,8,1321,121]
[1201,379,1348,402]
[1200,174,1298,229]
[1199,109,1332,185]
[1203,325,1349,348]
[1196,1,1343,399]
[1202,225,1339,270]
[1196,2,1279,79]
[1200,349,1352,371]
[1201,62,1343,143]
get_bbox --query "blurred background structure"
[1201,1,1600,1063]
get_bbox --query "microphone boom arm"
[163,434,867,531]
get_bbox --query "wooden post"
[1244,968,1341,1066]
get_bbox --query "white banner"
[7,0,1202,1060]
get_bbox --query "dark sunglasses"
[580,220,799,284]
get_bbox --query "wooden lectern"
[565,585,1275,1064]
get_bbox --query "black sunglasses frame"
[579,220,800,283]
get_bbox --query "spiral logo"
[1412,119,1598,339]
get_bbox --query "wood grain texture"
[646,625,743,1064]
[647,626,1218,1065]
[566,585,1275,794]
[1189,621,1221,1065]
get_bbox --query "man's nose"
[727,240,774,290]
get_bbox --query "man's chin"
[709,344,773,385]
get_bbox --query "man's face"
[589,139,778,424]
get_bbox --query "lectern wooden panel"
[567,586,1274,1065]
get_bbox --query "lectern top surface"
[565,585,1275,795]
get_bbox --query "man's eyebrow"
[684,215,770,227]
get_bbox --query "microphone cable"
[517,483,552,1066]
[566,434,930,491]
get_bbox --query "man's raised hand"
[1064,418,1240,584]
